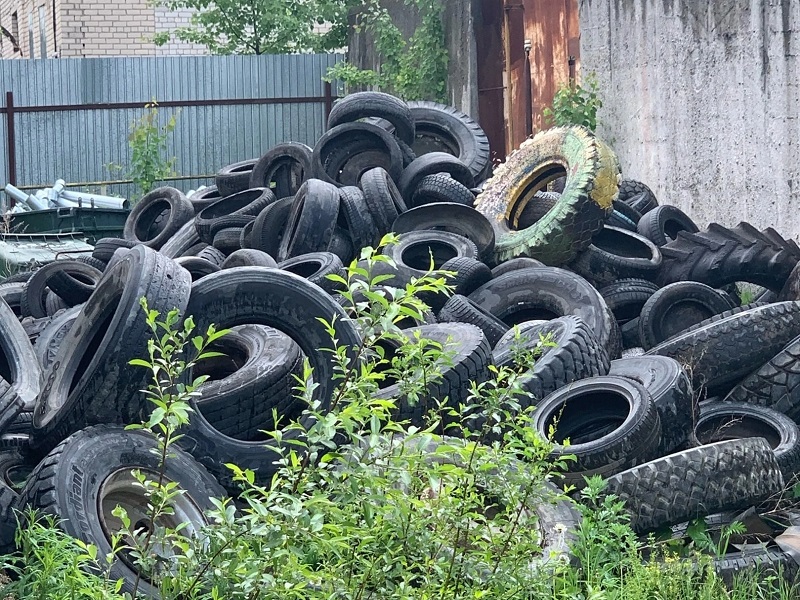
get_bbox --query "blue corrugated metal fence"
[0,54,343,203]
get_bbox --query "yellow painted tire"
[475,126,620,265]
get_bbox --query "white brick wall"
[0,0,207,58]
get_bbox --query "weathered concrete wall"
[579,0,800,237]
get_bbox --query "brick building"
[0,0,207,58]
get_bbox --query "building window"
[11,12,19,53]
[38,6,46,58]
[28,11,33,58]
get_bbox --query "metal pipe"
[60,190,129,209]
[4,183,29,204]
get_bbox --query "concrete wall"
[579,0,800,237]
[0,0,207,58]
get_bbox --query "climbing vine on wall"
[326,0,449,103]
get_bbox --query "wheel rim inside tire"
[98,468,206,578]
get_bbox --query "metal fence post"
[324,81,334,129]
[5,91,17,192]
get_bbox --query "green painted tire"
[475,126,619,265]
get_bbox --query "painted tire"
[475,126,619,265]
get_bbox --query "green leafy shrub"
[543,74,602,132]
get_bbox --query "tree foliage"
[152,0,359,55]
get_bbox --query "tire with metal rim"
[475,126,619,265]
[15,425,225,597]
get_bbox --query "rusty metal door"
[525,0,581,133]
[475,0,507,166]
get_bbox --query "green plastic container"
[0,233,94,277]
[7,207,130,244]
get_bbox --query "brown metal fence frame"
[1,82,336,188]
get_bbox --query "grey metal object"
[4,180,128,211]
[0,54,343,203]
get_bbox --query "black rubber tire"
[638,282,736,350]
[278,252,345,295]
[0,271,34,285]
[437,294,509,348]
[44,262,104,305]
[385,231,479,287]
[175,256,221,282]
[490,257,545,278]
[188,185,223,214]
[21,261,101,317]
[618,179,658,213]
[329,92,415,145]
[534,375,661,487]
[312,122,403,187]
[212,227,244,255]
[249,142,312,198]
[609,355,694,457]
[195,188,276,243]
[338,186,379,250]
[158,219,201,259]
[191,244,227,266]
[16,425,225,597]
[206,214,255,241]
[376,323,491,430]
[277,179,341,261]
[440,257,492,298]
[33,306,81,371]
[658,222,799,292]
[397,152,475,204]
[239,219,256,249]
[568,225,662,286]
[475,127,618,265]
[193,325,304,440]
[515,191,560,230]
[405,100,492,181]
[123,187,194,250]
[176,267,362,490]
[646,302,800,394]
[32,246,192,450]
[603,438,784,533]
[468,267,619,358]
[636,204,699,247]
[327,227,356,265]
[44,291,68,316]
[620,318,642,349]
[600,278,660,325]
[215,158,258,197]
[605,209,637,232]
[221,249,277,269]
[693,401,800,481]
[724,333,800,422]
[390,203,496,265]
[0,441,37,493]
[493,315,611,407]
[360,166,406,236]
[76,255,107,271]
[249,196,293,258]
[611,198,643,225]
[410,173,476,208]
[0,295,41,412]
[91,238,137,263]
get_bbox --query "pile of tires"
[0,91,798,588]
